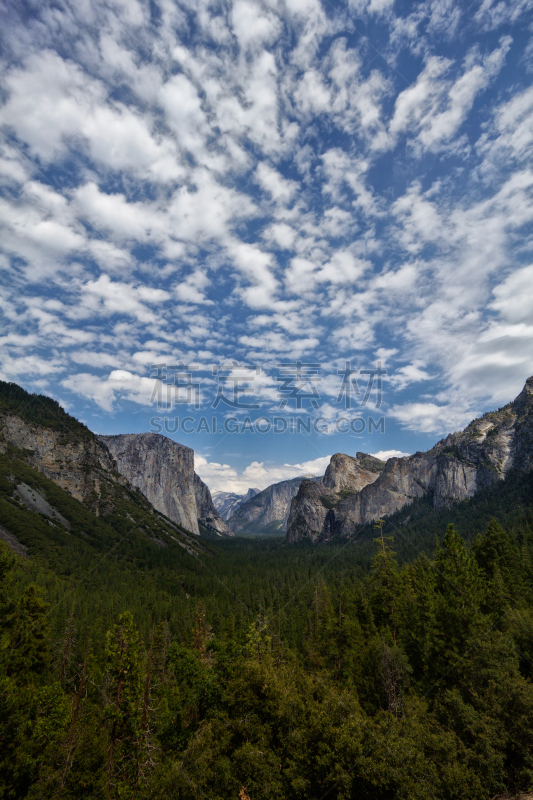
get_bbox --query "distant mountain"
[286,376,533,542]
[212,488,261,521]
[99,433,233,537]
[228,475,322,536]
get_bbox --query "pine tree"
[6,583,50,680]
[427,524,487,685]
[104,611,142,799]
[472,519,524,614]
[371,519,399,643]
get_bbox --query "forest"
[2,468,533,798]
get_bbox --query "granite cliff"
[228,475,322,536]
[286,377,533,542]
[194,473,234,536]
[212,488,261,521]
[99,433,233,536]
[0,381,206,556]
[0,404,127,515]
[286,453,385,541]
[0,381,208,570]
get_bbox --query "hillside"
[287,377,533,542]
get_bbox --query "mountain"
[286,376,533,542]
[286,452,386,541]
[212,487,261,521]
[228,474,322,536]
[194,473,235,536]
[99,433,233,536]
[0,380,205,560]
[0,381,128,515]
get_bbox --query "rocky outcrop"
[0,411,126,512]
[286,453,385,542]
[212,488,260,521]
[194,474,234,536]
[99,433,233,536]
[286,377,533,542]
[0,384,208,559]
[323,452,386,492]
[228,475,321,535]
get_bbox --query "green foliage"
[0,380,92,440]
[104,611,143,798]
[320,494,339,509]
[1,467,533,798]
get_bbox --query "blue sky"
[1,0,532,493]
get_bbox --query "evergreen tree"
[104,611,142,799]
[427,524,487,685]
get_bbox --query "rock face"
[323,452,386,493]
[212,488,261,521]
[194,474,234,536]
[228,475,321,535]
[286,377,533,542]
[286,453,385,542]
[0,411,124,512]
[99,433,233,536]
[0,382,208,559]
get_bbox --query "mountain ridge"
[212,487,261,521]
[286,377,533,542]
[228,474,323,536]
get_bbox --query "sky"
[1,0,532,494]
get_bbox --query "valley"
[1,378,533,799]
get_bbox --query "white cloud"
[74,274,170,323]
[390,362,433,391]
[316,251,369,284]
[62,369,157,412]
[229,240,278,308]
[174,270,214,306]
[231,0,282,50]
[256,163,298,203]
[390,38,512,151]
[475,0,533,31]
[81,104,184,182]
[490,263,533,324]
[263,222,297,250]
[73,182,163,242]
[194,454,330,493]
[0,50,103,159]
[159,73,209,160]
[0,353,65,381]
[368,0,395,12]
[321,148,378,213]
[371,449,410,460]
[294,69,331,116]
[389,402,477,433]
[479,85,533,168]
